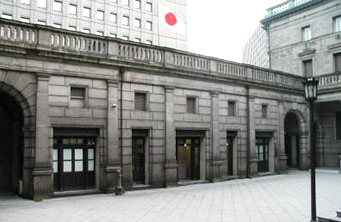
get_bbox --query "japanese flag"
[159,3,186,35]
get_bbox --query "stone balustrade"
[318,73,341,90]
[266,0,313,17]
[0,18,305,91]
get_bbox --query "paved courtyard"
[0,170,340,222]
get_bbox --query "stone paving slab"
[0,170,340,222]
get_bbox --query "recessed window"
[134,0,141,9]
[122,16,129,26]
[97,10,104,20]
[69,4,77,15]
[83,7,91,17]
[20,17,30,23]
[146,21,152,31]
[54,1,62,12]
[37,0,46,8]
[134,18,141,28]
[186,97,196,114]
[334,16,341,32]
[68,26,76,31]
[135,92,147,111]
[336,112,341,140]
[146,2,152,12]
[134,38,141,42]
[21,0,30,5]
[302,26,311,41]
[122,36,129,40]
[110,33,117,38]
[2,14,13,20]
[228,101,236,116]
[37,20,46,25]
[146,40,152,45]
[53,23,61,28]
[96,31,104,36]
[110,13,117,23]
[82,28,90,33]
[303,60,313,77]
[70,87,86,108]
[123,0,129,6]
[335,53,341,72]
[261,104,268,118]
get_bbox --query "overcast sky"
[187,0,284,63]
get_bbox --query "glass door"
[132,137,145,184]
[256,137,269,173]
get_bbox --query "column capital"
[165,86,174,93]
[107,79,119,87]
[210,91,219,97]
[36,73,50,81]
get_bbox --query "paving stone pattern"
[0,171,340,222]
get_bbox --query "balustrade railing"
[0,18,306,91]
[318,73,341,89]
[266,0,313,17]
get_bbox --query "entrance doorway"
[284,112,300,168]
[53,137,96,191]
[0,90,23,195]
[132,137,145,184]
[227,137,234,176]
[176,138,200,180]
[256,137,269,173]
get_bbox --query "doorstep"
[53,189,100,198]
[177,180,208,186]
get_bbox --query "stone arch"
[284,108,309,170]
[0,70,36,197]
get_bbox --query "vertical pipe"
[246,86,251,178]
[119,67,124,173]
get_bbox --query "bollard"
[115,169,125,195]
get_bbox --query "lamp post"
[302,77,319,222]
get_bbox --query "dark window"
[303,60,313,77]
[336,112,341,140]
[335,53,341,72]
[262,104,268,118]
[70,87,86,108]
[187,97,196,114]
[228,101,236,116]
[135,92,146,111]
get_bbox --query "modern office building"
[242,24,269,68]
[260,0,341,168]
[0,0,188,50]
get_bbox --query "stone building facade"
[0,18,329,200]
[0,0,188,50]
[261,0,341,168]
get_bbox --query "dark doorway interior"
[176,137,200,180]
[256,137,269,173]
[284,112,300,168]
[132,129,148,185]
[227,137,234,176]
[0,90,23,195]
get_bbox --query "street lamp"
[302,77,319,222]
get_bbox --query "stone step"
[318,212,341,222]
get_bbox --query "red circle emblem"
[165,12,177,26]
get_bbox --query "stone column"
[211,91,222,181]
[33,73,53,200]
[278,101,288,173]
[164,86,178,186]
[248,94,258,176]
[105,80,121,193]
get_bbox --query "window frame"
[122,16,130,26]
[302,26,311,42]
[53,0,62,12]
[83,7,91,18]
[334,15,341,33]
[134,18,141,28]
[110,13,117,23]
[146,21,152,31]
[261,104,268,119]
[334,52,341,72]
[134,91,148,111]
[186,96,197,114]
[37,0,47,8]
[146,2,152,12]
[97,10,104,21]
[303,59,313,77]
[228,101,236,116]
[134,0,141,9]
[69,4,77,15]
[70,86,87,108]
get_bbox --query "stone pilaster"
[105,80,121,193]
[33,73,53,200]
[211,91,222,181]
[248,94,258,176]
[278,100,288,173]
[164,86,178,186]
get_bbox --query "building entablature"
[0,18,305,95]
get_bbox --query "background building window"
[37,20,46,25]
[186,97,196,114]
[134,18,141,28]
[110,13,117,23]
[96,31,104,36]
[110,33,117,38]
[334,16,341,32]
[2,14,13,20]
[54,1,62,12]
[135,92,147,111]
[228,101,236,116]
[69,4,77,15]
[336,112,341,140]
[146,40,152,45]
[303,59,313,77]
[20,17,30,23]
[122,16,129,26]
[134,0,141,9]
[83,7,91,17]
[334,53,341,72]
[37,0,46,8]
[122,36,129,40]
[302,26,311,41]
[262,104,268,118]
[53,23,61,28]
[68,26,76,31]
[134,38,141,42]
[146,2,152,12]
[97,10,104,20]
[70,87,86,108]
[123,0,129,6]
[21,0,30,5]
[146,21,152,31]
[82,28,90,33]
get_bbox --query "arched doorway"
[0,89,23,195]
[284,112,300,168]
